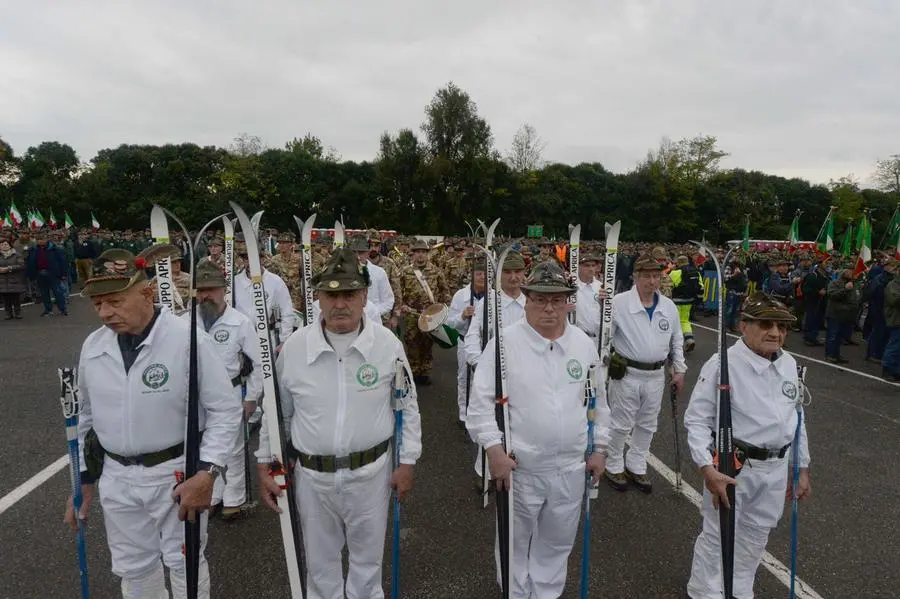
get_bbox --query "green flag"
[840,224,853,258]
[817,212,834,252]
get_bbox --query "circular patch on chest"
[658,318,670,332]
[782,381,797,400]
[566,359,584,380]
[356,363,379,387]
[213,329,230,343]
[142,363,170,390]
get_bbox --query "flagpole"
[877,202,899,249]
[814,205,836,246]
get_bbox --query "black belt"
[295,439,391,473]
[734,440,791,461]
[624,357,666,371]
[231,374,243,387]
[106,442,184,468]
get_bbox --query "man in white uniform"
[64,246,242,599]
[233,239,295,346]
[351,235,395,321]
[257,249,422,599]
[685,293,811,599]
[183,260,263,520]
[605,255,686,493]
[574,253,602,339]
[446,258,486,426]
[464,250,527,479]
[467,261,610,598]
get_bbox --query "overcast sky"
[1,1,896,186]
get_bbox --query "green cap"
[740,292,796,322]
[83,244,179,298]
[195,261,227,289]
[633,255,665,272]
[521,260,576,294]
[501,251,526,271]
[311,248,370,292]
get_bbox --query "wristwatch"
[198,461,227,484]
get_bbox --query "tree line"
[1,82,898,244]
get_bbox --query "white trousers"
[687,457,788,599]
[98,458,210,599]
[457,343,470,422]
[212,421,246,508]
[496,465,584,599]
[294,454,392,599]
[606,368,666,475]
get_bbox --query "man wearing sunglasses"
[684,292,811,599]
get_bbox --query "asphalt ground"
[0,297,897,598]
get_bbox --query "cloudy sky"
[2,1,896,185]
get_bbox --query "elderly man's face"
[91,283,155,335]
[740,319,788,356]
[319,289,367,333]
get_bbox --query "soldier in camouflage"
[530,238,559,272]
[366,229,402,327]
[397,239,451,385]
[444,242,470,290]
[204,237,227,270]
[265,231,304,315]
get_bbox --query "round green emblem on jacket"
[356,364,379,387]
[566,359,583,380]
[142,363,170,390]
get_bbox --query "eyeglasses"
[754,320,789,332]
[528,295,569,308]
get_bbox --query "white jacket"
[78,309,242,471]
[684,339,810,470]
[467,320,610,474]
[233,268,295,343]
[447,284,484,336]
[181,305,263,403]
[464,289,526,366]
[364,260,395,318]
[574,279,602,338]
[256,315,422,470]
[610,286,687,373]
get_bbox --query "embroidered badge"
[658,318,670,332]
[566,359,584,380]
[142,363,170,390]
[213,329,230,343]
[782,381,797,400]
[356,363,379,387]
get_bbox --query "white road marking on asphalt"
[692,323,899,388]
[0,301,36,311]
[646,453,826,599]
[0,455,68,517]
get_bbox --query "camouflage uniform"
[399,248,450,378]
[265,232,305,314]
[444,251,470,289]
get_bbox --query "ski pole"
[391,359,407,599]
[790,365,806,599]
[59,367,90,599]
[579,366,598,599]
[670,382,683,492]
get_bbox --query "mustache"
[328,309,353,318]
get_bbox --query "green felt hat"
[83,244,179,297]
[311,248,370,292]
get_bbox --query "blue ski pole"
[391,359,407,599]
[579,366,598,599]
[59,367,90,599]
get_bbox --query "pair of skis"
[292,214,345,327]
[577,220,620,598]
[477,219,501,510]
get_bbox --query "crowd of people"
[0,215,890,598]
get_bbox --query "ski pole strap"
[106,442,185,468]
[734,439,791,461]
[294,439,391,473]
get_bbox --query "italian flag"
[0,211,7,228]
[816,210,835,252]
[91,212,100,230]
[9,201,22,227]
[64,212,74,230]
[30,209,45,229]
[787,214,800,248]
[741,215,750,251]
[853,212,872,277]
[885,208,900,259]
[48,209,58,229]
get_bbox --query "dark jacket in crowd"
[801,269,830,303]
[0,249,27,294]
[25,242,69,281]
[74,238,101,260]
[866,271,895,326]
[825,277,860,322]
